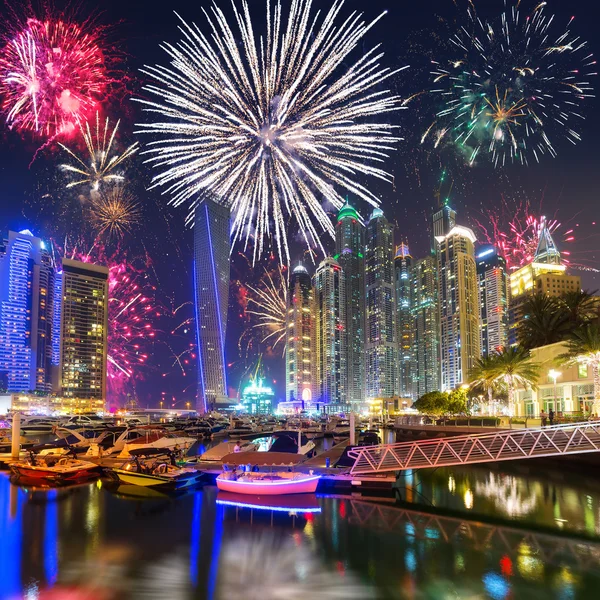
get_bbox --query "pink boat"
[216,471,320,495]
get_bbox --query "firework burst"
[135,0,405,263]
[0,18,113,140]
[90,186,141,240]
[426,1,596,166]
[59,112,139,190]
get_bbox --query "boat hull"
[10,464,99,482]
[216,474,320,495]
[113,469,203,489]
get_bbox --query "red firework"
[0,17,112,140]
[474,199,572,271]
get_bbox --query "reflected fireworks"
[426,2,596,166]
[135,0,405,263]
[59,112,139,191]
[0,18,114,140]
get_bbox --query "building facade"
[334,201,365,406]
[313,257,346,408]
[394,243,413,399]
[365,209,397,399]
[411,255,440,398]
[194,200,230,413]
[0,230,55,393]
[476,246,509,356]
[58,259,109,403]
[286,264,315,404]
[435,222,480,390]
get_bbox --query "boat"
[19,419,58,436]
[117,429,196,458]
[268,431,316,457]
[110,448,204,490]
[216,469,320,495]
[9,453,100,483]
[196,440,260,462]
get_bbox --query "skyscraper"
[477,246,509,356]
[435,216,480,390]
[286,264,314,404]
[394,243,413,399]
[365,208,397,399]
[314,257,346,408]
[58,258,108,406]
[334,200,365,406]
[509,220,580,345]
[0,229,55,392]
[411,255,440,398]
[432,205,457,239]
[194,200,230,413]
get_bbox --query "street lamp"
[548,369,562,413]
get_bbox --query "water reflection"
[1,470,600,599]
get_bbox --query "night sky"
[0,0,598,406]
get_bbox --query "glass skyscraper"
[411,255,440,398]
[334,200,365,406]
[286,264,314,404]
[194,200,230,413]
[313,257,346,409]
[365,208,397,400]
[394,243,413,399]
[0,230,55,392]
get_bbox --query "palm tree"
[468,355,499,414]
[558,290,599,329]
[559,324,600,416]
[519,293,570,349]
[487,347,540,416]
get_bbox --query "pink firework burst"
[0,17,114,140]
[474,199,573,271]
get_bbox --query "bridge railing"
[349,421,600,475]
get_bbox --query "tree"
[447,388,468,415]
[558,290,599,329]
[519,293,570,349]
[488,347,540,416]
[469,355,500,413]
[559,324,600,416]
[413,391,447,417]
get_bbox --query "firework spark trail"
[0,18,113,140]
[427,1,596,166]
[59,112,139,190]
[135,0,406,264]
[90,185,141,240]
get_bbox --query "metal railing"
[348,421,600,475]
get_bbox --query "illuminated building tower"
[241,378,275,415]
[0,229,55,392]
[432,204,456,239]
[435,217,480,390]
[313,257,346,408]
[58,258,108,407]
[194,200,230,413]
[411,255,440,398]
[334,200,365,406]
[365,208,397,399]
[286,264,314,404]
[477,246,509,356]
[509,219,581,345]
[394,243,413,399]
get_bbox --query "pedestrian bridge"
[347,422,600,475]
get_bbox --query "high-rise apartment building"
[286,264,315,404]
[477,246,509,356]
[58,258,108,405]
[0,229,55,392]
[432,205,457,239]
[509,220,580,345]
[313,257,346,408]
[394,243,413,399]
[365,208,397,399]
[194,200,230,413]
[435,216,480,390]
[334,201,365,406]
[411,255,440,398]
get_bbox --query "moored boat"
[9,454,100,483]
[216,470,320,495]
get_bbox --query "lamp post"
[549,369,562,413]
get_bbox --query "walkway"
[348,422,600,475]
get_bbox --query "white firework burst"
[135,0,406,263]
